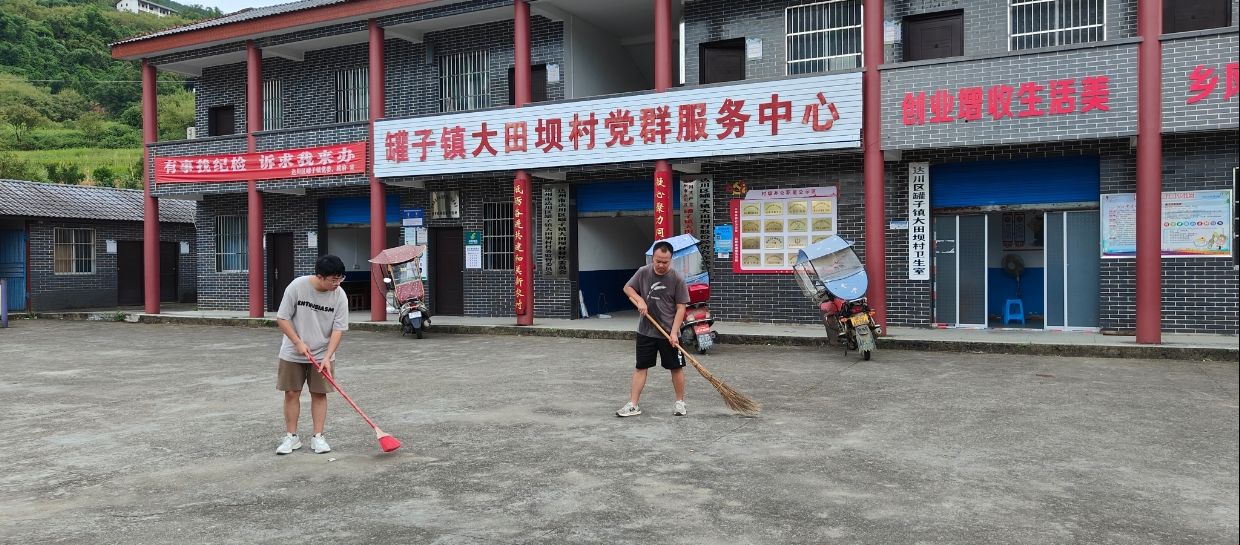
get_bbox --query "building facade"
[115,0,179,17]
[0,180,197,312]
[111,0,1238,336]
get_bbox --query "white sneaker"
[276,433,301,455]
[311,433,331,454]
[673,400,687,416]
[616,402,641,417]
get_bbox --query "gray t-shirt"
[276,275,349,363]
[625,265,690,339]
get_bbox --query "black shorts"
[635,334,685,370]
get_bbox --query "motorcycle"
[369,244,432,339]
[792,235,880,360]
[645,234,717,354]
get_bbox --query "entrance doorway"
[116,241,179,305]
[430,227,464,315]
[933,215,988,327]
[0,229,25,311]
[1045,211,1100,329]
[266,233,294,311]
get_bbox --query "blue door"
[0,230,27,311]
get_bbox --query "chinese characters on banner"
[513,176,531,315]
[540,184,570,277]
[1186,63,1239,104]
[1101,191,1233,257]
[731,186,838,273]
[154,142,366,184]
[680,177,715,267]
[901,76,1112,126]
[654,170,673,240]
[373,73,862,177]
[908,163,930,280]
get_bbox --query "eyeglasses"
[319,275,346,285]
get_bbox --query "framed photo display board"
[730,186,838,273]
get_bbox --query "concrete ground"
[1,319,1236,544]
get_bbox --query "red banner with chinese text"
[154,142,367,184]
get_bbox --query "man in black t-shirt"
[617,240,690,417]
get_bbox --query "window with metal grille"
[785,0,863,75]
[334,68,369,123]
[1009,0,1105,50]
[215,216,247,272]
[53,228,94,274]
[263,79,282,130]
[439,50,491,112]
[483,202,513,270]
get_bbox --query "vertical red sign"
[654,168,673,240]
[513,174,532,315]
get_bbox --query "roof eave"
[111,0,445,61]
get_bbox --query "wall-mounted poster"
[730,186,838,273]
[1103,190,1233,258]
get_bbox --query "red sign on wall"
[1186,62,1239,104]
[901,76,1112,126]
[154,142,367,184]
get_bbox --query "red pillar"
[369,19,388,322]
[652,0,674,239]
[141,60,160,315]
[513,0,534,325]
[246,41,265,318]
[1136,0,1162,343]
[862,0,887,331]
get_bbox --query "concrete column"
[141,59,160,315]
[369,19,388,322]
[1136,0,1162,344]
[862,0,887,330]
[513,0,534,325]
[246,41,265,318]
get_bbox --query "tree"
[1,104,46,143]
[92,165,116,187]
[158,88,195,141]
[0,151,43,181]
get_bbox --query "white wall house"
[115,0,178,17]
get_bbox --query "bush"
[45,162,84,185]
[119,156,144,189]
[0,151,43,181]
[92,165,115,187]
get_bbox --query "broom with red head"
[305,352,402,453]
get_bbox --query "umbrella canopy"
[369,244,426,265]
[645,234,702,260]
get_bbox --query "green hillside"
[0,0,219,185]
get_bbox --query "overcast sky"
[197,0,290,14]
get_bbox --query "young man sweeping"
[618,240,691,417]
[274,255,350,454]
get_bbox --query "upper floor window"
[440,50,491,112]
[903,10,964,61]
[54,228,94,274]
[334,68,369,123]
[263,79,282,130]
[1009,0,1104,51]
[700,38,746,84]
[1164,0,1232,33]
[215,215,247,272]
[786,0,862,75]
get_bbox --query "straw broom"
[630,296,760,415]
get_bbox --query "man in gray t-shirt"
[273,255,350,455]
[617,240,690,418]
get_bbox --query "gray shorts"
[276,358,335,394]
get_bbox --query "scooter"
[678,281,717,355]
[370,244,432,339]
[793,236,880,361]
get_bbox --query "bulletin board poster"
[1101,193,1137,258]
[730,186,838,273]
[1161,190,1232,257]
[1102,190,1233,258]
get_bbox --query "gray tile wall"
[26,219,197,311]
[1161,31,1240,134]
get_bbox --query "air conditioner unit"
[186,126,196,139]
